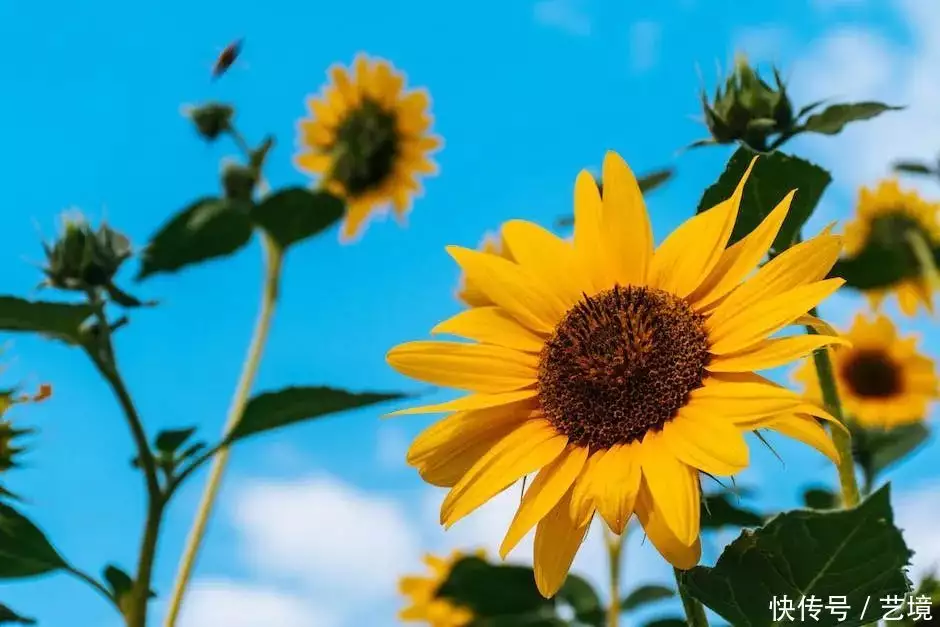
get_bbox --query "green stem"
[83,293,163,627]
[604,528,623,627]
[162,235,283,627]
[806,308,860,509]
[906,229,940,311]
[675,568,709,627]
[65,565,114,605]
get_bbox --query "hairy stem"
[675,568,709,627]
[162,235,283,627]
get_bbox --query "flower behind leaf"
[843,179,940,317]
[295,54,441,242]
[0,384,51,500]
[796,313,937,428]
[386,151,847,597]
[399,550,480,627]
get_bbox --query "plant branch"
[675,568,709,627]
[604,528,624,627]
[66,565,114,606]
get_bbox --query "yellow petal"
[387,341,537,393]
[636,483,702,569]
[639,433,701,546]
[689,191,793,309]
[593,443,642,534]
[500,220,583,308]
[446,245,567,333]
[573,170,608,293]
[407,403,528,468]
[651,157,756,297]
[569,452,604,527]
[441,419,567,527]
[662,410,749,476]
[794,314,840,337]
[501,445,588,558]
[708,334,850,371]
[432,307,546,353]
[765,414,841,465]
[690,374,806,423]
[533,489,591,598]
[707,278,845,354]
[600,151,654,286]
[385,389,537,417]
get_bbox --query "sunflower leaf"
[137,197,255,280]
[557,574,605,625]
[0,502,68,580]
[893,161,936,176]
[0,297,94,346]
[0,604,35,625]
[225,386,406,444]
[248,188,345,252]
[642,619,687,627]
[799,102,903,136]
[436,556,554,618]
[697,147,832,254]
[850,423,930,491]
[680,484,912,627]
[802,486,838,510]
[701,491,764,529]
[622,584,676,611]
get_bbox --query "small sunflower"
[387,151,847,597]
[796,314,937,428]
[844,179,940,316]
[399,550,480,627]
[295,54,441,242]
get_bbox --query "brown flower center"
[841,349,902,398]
[537,286,711,450]
[330,98,400,197]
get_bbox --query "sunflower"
[796,313,937,428]
[456,231,514,307]
[398,550,480,627]
[843,179,940,316]
[386,151,848,597]
[295,54,441,242]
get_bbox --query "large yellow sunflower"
[399,550,479,627]
[295,54,441,242]
[796,313,937,428]
[456,231,514,307]
[386,151,847,597]
[844,179,940,316]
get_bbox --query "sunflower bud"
[184,102,234,142]
[221,162,258,202]
[42,213,133,292]
[701,54,795,151]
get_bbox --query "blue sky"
[2,0,939,625]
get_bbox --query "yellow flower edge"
[387,151,846,597]
[295,53,442,242]
[796,313,938,429]
[398,550,481,627]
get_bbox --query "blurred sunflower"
[796,314,937,428]
[1,383,51,499]
[387,151,847,597]
[399,550,479,627]
[295,54,441,242]
[844,179,940,316]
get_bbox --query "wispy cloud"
[629,21,662,73]
[533,0,592,37]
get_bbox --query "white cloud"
[629,21,662,74]
[232,475,421,598]
[533,0,592,37]
[895,482,940,580]
[177,580,338,627]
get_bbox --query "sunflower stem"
[806,308,861,509]
[604,528,624,627]
[906,229,940,313]
[162,234,283,627]
[675,568,709,627]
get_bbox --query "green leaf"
[473,615,567,627]
[829,243,919,291]
[893,161,935,176]
[154,427,197,455]
[622,585,676,611]
[697,147,832,254]
[226,386,406,444]
[137,198,254,280]
[249,188,344,251]
[0,604,35,625]
[680,484,912,627]
[0,297,94,346]
[437,557,553,618]
[557,574,604,625]
[103,564,133,600]
[802,486,837,510]
[0,502,68,579]
[701,492,764,529]
[800,102,903,136]
[642,619,687,627]
[851,423,930,489]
